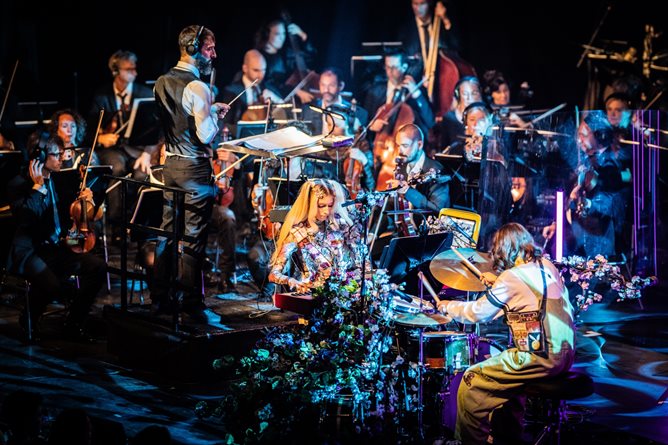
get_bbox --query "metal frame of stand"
[105,174,195,332]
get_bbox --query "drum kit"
[388,246,505,434]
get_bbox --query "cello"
[65,110,105,253]
[372,77,427,191]
[280,10,319,103]
[425,1,476,116]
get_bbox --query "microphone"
[342,195,367,207]
[308,104,345,121]
[391,289,414,303]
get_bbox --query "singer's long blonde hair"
[270,179,350,264]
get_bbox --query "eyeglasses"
[47,151,65,159]
[119,67,137,72]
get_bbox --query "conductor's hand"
[133,152,152,175]
[542,221,556,242]
[213,102,231,119]
[479,272,497,288]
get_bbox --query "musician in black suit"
[398,0,462,82]
[221,49,283,133]
[362,49,435,140]
[6,137,105,340]
[88,50,160,242]
[387,123,450,213]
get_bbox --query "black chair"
[523,370,595,445]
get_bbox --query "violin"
[213,126,235,207]
[392,157,417,237]
[65,110,105,253]
[424,1,476,116]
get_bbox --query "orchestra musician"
[268,179,356,293]
[386,123,450,213]
[437,222,575,445]
[88,50,159,244]
[364,49,435,140]
[221,49,283,132]
[299,67,375,192]
[6,137,105,341]
[254,17,316,104]
[152,25,230,321]
[429,75,482,153]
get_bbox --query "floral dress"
[269,217,361,290]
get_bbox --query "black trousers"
[153,156,215,309]
[210,204,236,276]
[22,244,106,325]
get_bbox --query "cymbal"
[392,295,435,314]
[429,248,494,292]
[393,312,451,327]
[386,209,435,215]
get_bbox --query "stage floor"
[1,246,666,444]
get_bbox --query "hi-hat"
[429,248,494,292]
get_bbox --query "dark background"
[1,0,665,123]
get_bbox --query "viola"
[392,157,417,237]
[65,110,105,253]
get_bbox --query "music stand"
[129,187,163,242]
[380,231,453,294]
[123,98,161,146]
[51,165,113,220]
[0,151,23,207]
[435,153,481,210]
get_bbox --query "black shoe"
[182,307,209,324]
[218,277,236,293]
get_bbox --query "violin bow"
[0,60,19,125]
[80,109,105,191]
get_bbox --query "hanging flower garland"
[553,254,656,312]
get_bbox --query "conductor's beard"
[197,57,213,77]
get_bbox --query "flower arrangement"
[195,269,413,444]
[554,254,656,312]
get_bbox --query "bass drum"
[439,337,505,433]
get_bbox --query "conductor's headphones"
[185,25,205,56]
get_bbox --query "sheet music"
[224,126,320,152]
[124,97,155,139]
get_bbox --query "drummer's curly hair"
[489,222,542,273]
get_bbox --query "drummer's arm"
[437,279,507,324]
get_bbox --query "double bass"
[280,10,319,102]
[424,2,476,116]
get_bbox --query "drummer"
[436,222,575,445]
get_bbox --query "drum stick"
[451,247,483,278]
[227,78,259,107]
[418,271,441,304]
